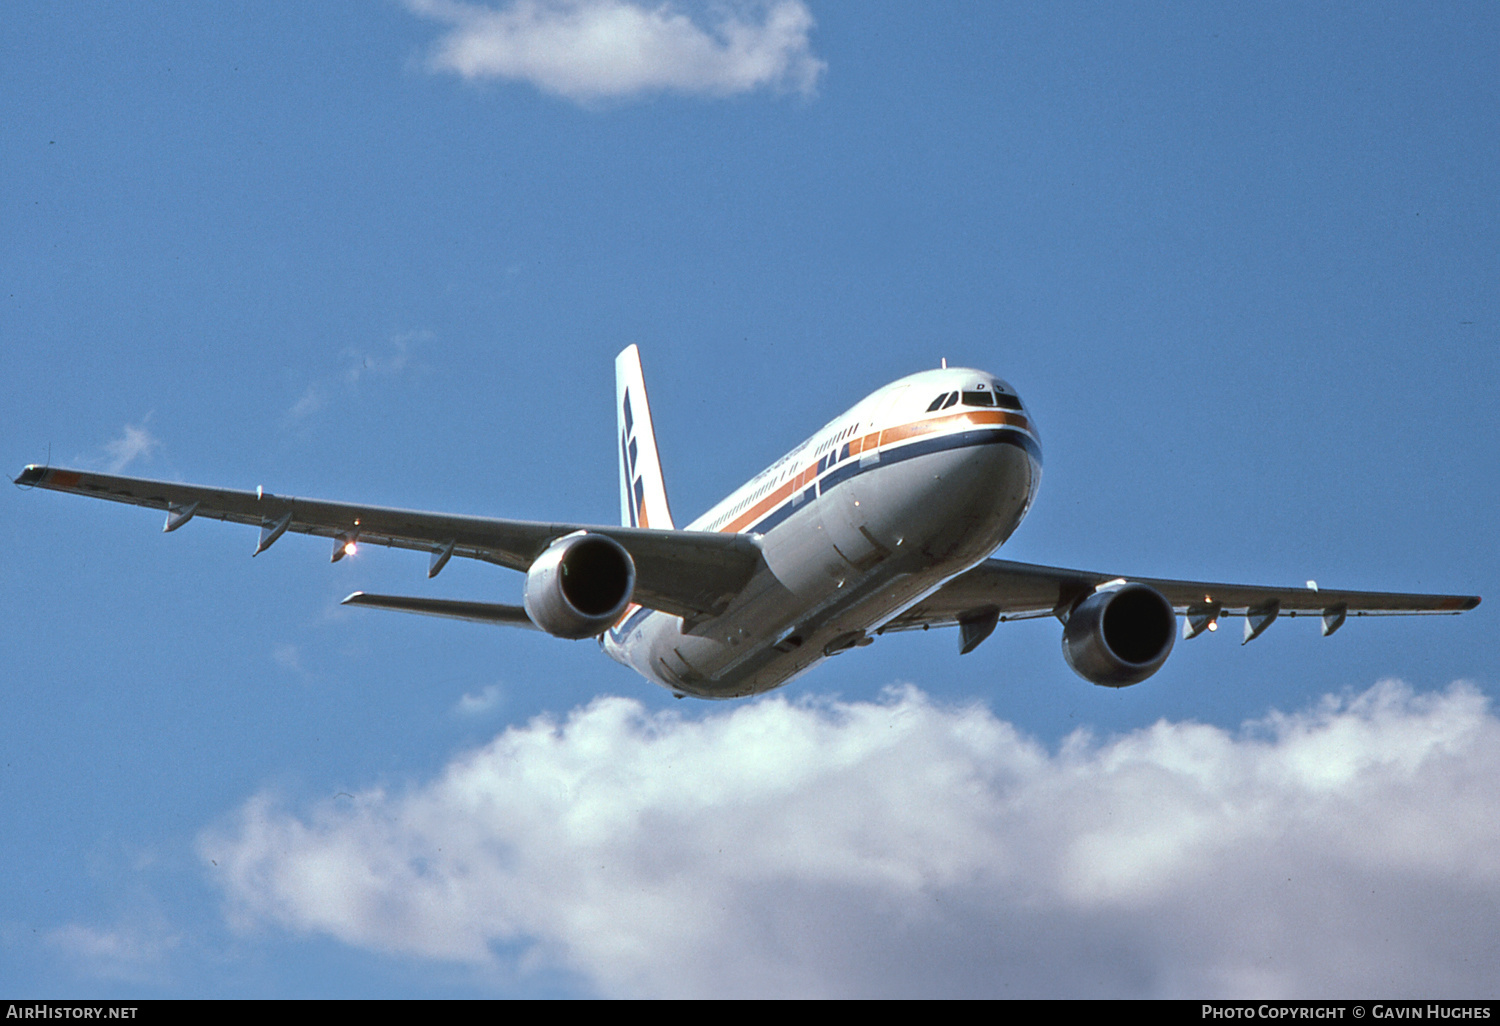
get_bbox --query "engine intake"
[1061,582,1176,687]
[523,533,636,639]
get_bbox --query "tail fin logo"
[621,389,649,528]
[614,345,674,531]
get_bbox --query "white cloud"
[286,330,429,425]
[343,330,426,385]
[406,0,825,102]
[271,643,314,682]
[455,683,506,716]
[47,918,180,985]
[103,420,160,473]
[201,681,1500,997]
[285,386,324,424]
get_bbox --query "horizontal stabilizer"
[341,591,539,629]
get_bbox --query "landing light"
[331,529,360,562]
[1207,621,1217,632]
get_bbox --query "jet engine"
[1061,582,1176,687]
[523,533,636,639]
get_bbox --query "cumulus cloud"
[405,0,825,102]
[201,681,1500,997]
[103,420,161,473]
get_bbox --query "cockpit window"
[930,389,1026,412]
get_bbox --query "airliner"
[15,346,1479,699]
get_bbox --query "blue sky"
[3,1,1497,998]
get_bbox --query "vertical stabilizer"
[615,345,676,530]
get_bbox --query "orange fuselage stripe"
[716,409,1032,535]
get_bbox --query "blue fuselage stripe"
[816,426,1040,499]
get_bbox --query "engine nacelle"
[1061,582,1176,688]
[523,533,636,640]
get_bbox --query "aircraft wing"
[13,465,761,620]
[881,557,1480,643]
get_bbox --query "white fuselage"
[603,367,1043,698]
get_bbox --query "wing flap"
[16,465,762,619]
[882,557,1480,633]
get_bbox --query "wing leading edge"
[883,557,1480,643]
[13,465,761,621]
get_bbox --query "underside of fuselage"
[607,423,1041,698]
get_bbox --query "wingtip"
[14,464,46,487]
[341,591,367,605]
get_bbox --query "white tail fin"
[615,345,675,530]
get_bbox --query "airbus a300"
[15,347,1479,698]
